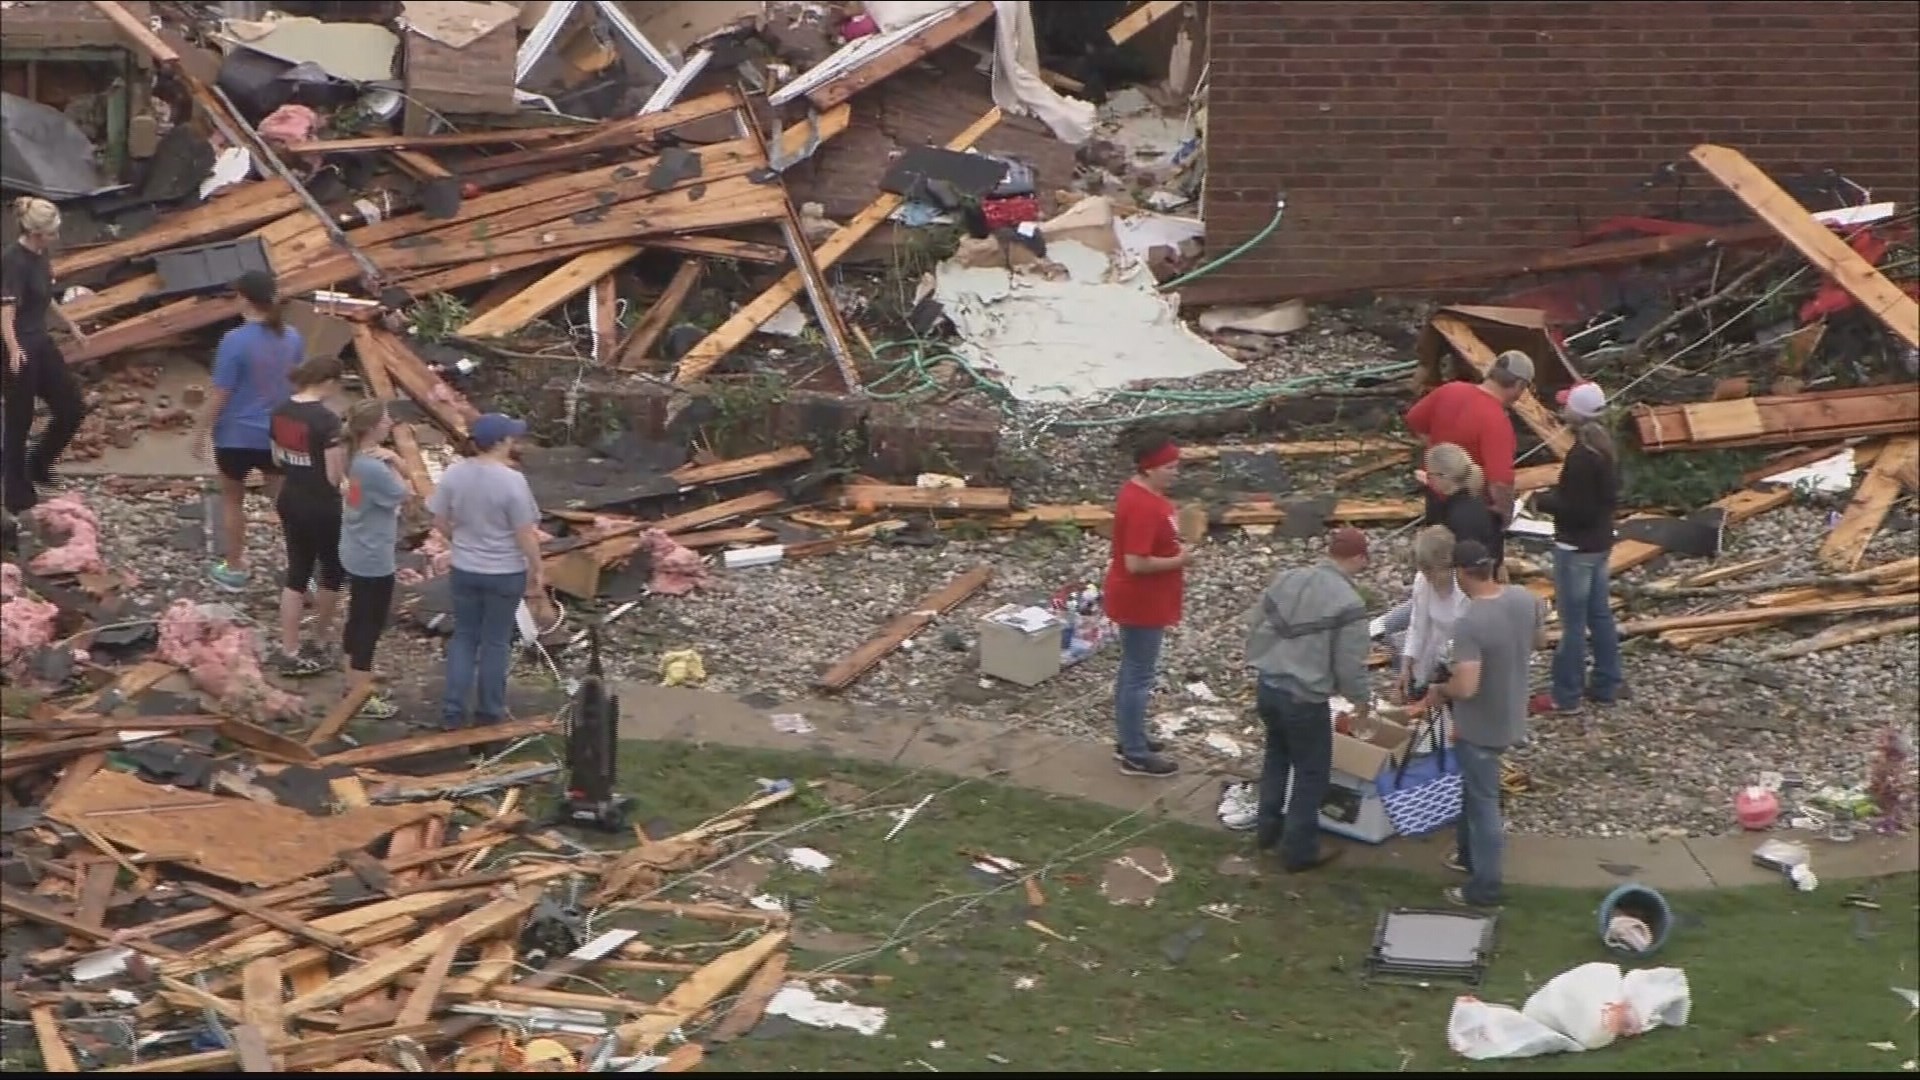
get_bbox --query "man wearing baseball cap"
[1532,381,1624,715]
[428,412,545,741]
[1421,539,1547,908]
[1404,349,1534,529]
[1241,526,1375,873]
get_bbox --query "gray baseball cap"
[1490,350,1535,385]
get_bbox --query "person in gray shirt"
[426,413,546,734]
[1426,539,1547,908]
[1243,527,1375,872]
[336,400,409,721]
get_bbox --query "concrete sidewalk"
[616,682,1918,891]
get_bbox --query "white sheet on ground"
[931,238,1241,402]
[1447,962,1691,1060]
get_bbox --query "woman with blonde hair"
[1399,525,1470,703]
[336,399,408,720]
[1422,442,1502,568]
[1,197,91,513]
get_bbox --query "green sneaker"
[356,693,400,720]
[207,561,250,593]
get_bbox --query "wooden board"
[673,107,1004,384]
[1429,314,1574,458]
[1635,385,1920,451]
[281,897,536,1018]
[1109,0,1184,44]
[806,2,997,110]
[1525,487,1795,607]
[53,181,299,279]
[668,445,812,488]
[834,485,1013,512]
[1819,436,1920,571]
[1690,144,1920,348]
[613,931,789,1054]
[313,716,556,769]
[46,770,451,888]
[616,259,704,368]
[818,565,993,691]
[457,246,644,339]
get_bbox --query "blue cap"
[471,413,528,451]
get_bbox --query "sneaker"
[1117,752,1179,778]
[356,693,400,720]
[301,640,340,671]
[1443,852,1469,874]
[272,649,328,678]
[1216,781,1258,831]
[1112,738,1169,762]
[208,561,250,593]
[1444,886,1500,909]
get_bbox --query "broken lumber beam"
[1177,437,1410,461]
[614,930,790,1054]
[806,2,997,110]
[709,951,789,1042]
[30,1004,80,1072]
[456,246,646,339]
[1109,1,1184,44]
[284,124,604,155]
[1689,144,1920,348]
[616,259,704,368]
[835,485,1013,513]
[818,565,994,691]
[1756,614,1920,661]
[673,107,1003,385]
[99,1023,442,1073]
[281,896,536,1018]
[668,445,813,488]
[1430,314,1574,457]
[53,181,300,279]
[179,882,355,953]
[314,717,556,769]
[1817,436,1919,571]
[1633,386,1920,452]
[1618,591,1916,637]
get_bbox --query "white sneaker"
[1217,780,1258,832]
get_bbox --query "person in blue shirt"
[195,271,304,593]
[336,399,409,721]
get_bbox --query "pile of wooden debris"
[1,666,816,1072]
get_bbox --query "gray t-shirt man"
[340,453,409,578]
[425,458,540,575]
[1449,584,1545,750]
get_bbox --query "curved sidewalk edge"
[614,682,1919,892]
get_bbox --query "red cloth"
[1104,481,1183,628]
[1404,381,1517,491]
[981,194,1040,231]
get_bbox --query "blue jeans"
[1454,741,1505,905]
[1112,625,1164,758]
[1550,548,1622,709]
[1255,682,1332,868]
[442,568,525,729]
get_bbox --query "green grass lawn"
[600,740,1919,1073]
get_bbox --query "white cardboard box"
[978,604,1064,687]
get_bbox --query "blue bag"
[1376,705,1462,836]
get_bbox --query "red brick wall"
[1201,1,1920,299]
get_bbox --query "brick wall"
[1201,1,1920,300]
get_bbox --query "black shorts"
[277,492,345,593]
[214,447,280,484]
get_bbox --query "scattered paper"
[1762,448,1855,494]
[1185,681,1220,702]
[785,847,833,873]
[770,713,815,735]
[749,894,787,912]
[970,853,1023,876]
[766,984,888,1036]
[1202,732,1245,759]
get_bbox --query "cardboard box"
[1319,717,1414,845]
[1331,718,1413,780]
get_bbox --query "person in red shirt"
[1104,434,1190,777]
[1405,349,1534,527]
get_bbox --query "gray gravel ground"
[29,407,1919,842]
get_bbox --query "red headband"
[1137,442,1180,471]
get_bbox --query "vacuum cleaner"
[554,623,631,833]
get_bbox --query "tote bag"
[1376,703,1463,836]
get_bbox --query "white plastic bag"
[1447,963,1692,1060]
[1448,997,1582,1060]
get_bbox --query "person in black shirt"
[1423,442,1503,567]
[1,197,91,513]
[269,356,348,677]
[1534,382,1623,714]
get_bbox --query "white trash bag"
[1447,962,1691,1060]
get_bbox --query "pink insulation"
[156,599,302,719]
[0,562,59,668]
[27,495,107,576]
[639,529,709,596]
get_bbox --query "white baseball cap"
[1557,381,1607,418]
